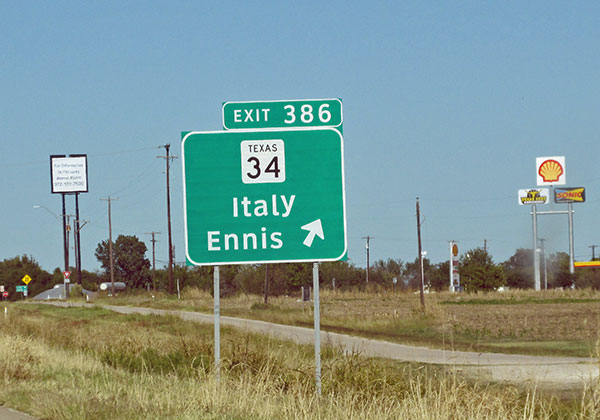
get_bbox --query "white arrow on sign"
[301,219,324,247]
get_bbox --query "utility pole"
[101,197,118,297]
[416,198,425,311]
[158,144,178,295]
[483,239,487,253]
[145,232,161,291]
[590,245,598,260]
[362,236,373,283]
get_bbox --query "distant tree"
[503,248,533,289]
[370,258,403,286]
[459,248,505,292]
[0,255,52,301]
[575,265,600,289]
[428,260,450,291]
[95,235,151,288]
[320,261,365,289]
[404,257,434,290]
[547,252,575,288]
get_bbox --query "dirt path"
[0,406,36,420]
[42,302,599,390]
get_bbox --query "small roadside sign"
[2,292,8,298]
[16,285,27,292]
[21,274,32,285]
[518,189,549,205]
[64,271,71,283]
[0,285,4,292]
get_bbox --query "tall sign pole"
[568,202,575,275]
[214,266,220,382]
[75,193,82,284]
[312,262,321,394]
[532,203,540,291]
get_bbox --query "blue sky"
[2,1,599,275]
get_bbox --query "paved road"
[41,301,599,389]
[0,406,36,420]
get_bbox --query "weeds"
[0,303,599,419]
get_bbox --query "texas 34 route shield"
[182,127,346,266]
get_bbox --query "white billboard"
[50,155,88,194]
[536,156,566,186]
[518,188,549,205]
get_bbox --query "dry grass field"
[94,287,600,357]
[0,303,599,419]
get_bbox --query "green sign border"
[182,127,347,266]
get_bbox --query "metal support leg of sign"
[214,266,220,383]
[75,193,82,285]
[312,262,321,395]
[532,204,541,291]
[568,203,575,275]
[61,193,70,299]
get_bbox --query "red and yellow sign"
[536,156,566,186]
[574,261,600,268]
[554,187,585,203]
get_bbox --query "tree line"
[1,234,598,300]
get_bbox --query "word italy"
[233,195,295,218]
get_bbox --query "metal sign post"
[312,262,321,395]
[532,204,540,291]
[214,266,220,382]
[568,203,574,275]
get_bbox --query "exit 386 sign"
[222,99,343,130]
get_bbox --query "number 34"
[246,156,281,179]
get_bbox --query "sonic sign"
[554,187,586,204]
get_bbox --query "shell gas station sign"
[536,156,566,186]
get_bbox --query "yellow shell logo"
[538,159,563,183]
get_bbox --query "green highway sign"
[222,98,343,130]
[182,127,346,265]
[16,285,27,292]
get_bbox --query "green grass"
[441,298,600,305]
[1,302,599,419]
